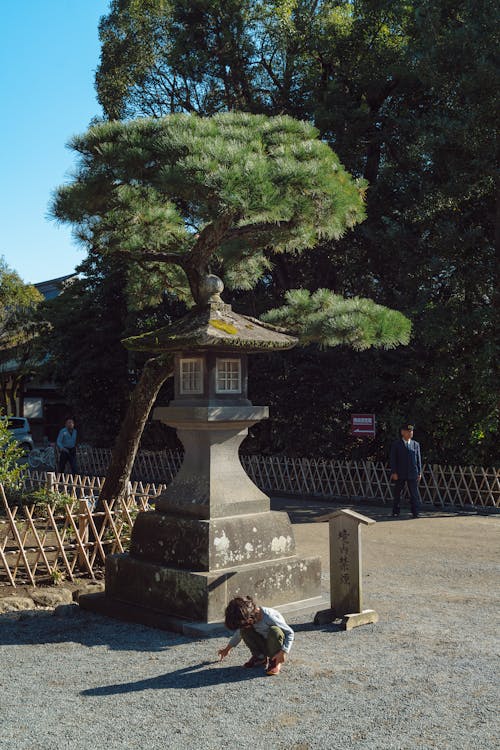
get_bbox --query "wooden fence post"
[78,497,89,571]
[46,472,56,496]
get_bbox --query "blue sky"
[0,1,112,284]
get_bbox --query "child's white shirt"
[227,606,295,653]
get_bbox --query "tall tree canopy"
[93,0,497,465]
[53,112,367,299]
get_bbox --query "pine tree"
[53,112,367,303]
[53,112,409,498]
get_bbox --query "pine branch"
[262,289,411,350]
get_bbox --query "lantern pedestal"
[105,405,322,624]
[152,406,271,518]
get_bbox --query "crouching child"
[218,596,294,676]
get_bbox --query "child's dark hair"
[224,596,258,631]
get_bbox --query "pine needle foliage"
[52,112,366,305]
[263,289,411,350]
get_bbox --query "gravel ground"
[0,503,498,750]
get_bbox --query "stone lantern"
[104,275,322,629]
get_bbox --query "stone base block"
[106,552,321,623]
[313,608,379,630]
[342,609,379,630]
[130,510,297,571]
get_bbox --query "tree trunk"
[0,379,8,414]
[97,354,174,506]
[9,375,20,416]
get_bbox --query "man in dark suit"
[390,424,422,518]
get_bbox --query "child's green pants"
[241,625,285,658]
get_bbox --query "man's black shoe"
[392,512,399,517]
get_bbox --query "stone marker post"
[314,508,378,630]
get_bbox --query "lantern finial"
[199,274,224,305]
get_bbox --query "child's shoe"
[266,658,281,675]
[243,654,268,668]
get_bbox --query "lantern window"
[179,358,204,394]
[216,358,241,393]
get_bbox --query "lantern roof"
[123,276,297,354]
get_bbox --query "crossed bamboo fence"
[76,446,499,509]
[0,475,164,588]
[0,450,498,587]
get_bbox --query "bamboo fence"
[75,446,499,509]
[0,475,164,588]
[0,449,497,587]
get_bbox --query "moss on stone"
[209,319,238,335]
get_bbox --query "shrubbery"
[0,412,24,492]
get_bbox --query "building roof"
[35,274,77,300]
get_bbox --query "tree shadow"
[271,495,464,524]
[81,659,265,695]
[0,608,191,652]
[270,495,396,523]
[0,607,332,654]
[293,619,344,634]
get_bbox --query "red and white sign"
[351,413,376,437]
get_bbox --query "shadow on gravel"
[0,611,184,651]
[294,621,344,634]
[0,609,337,653]
[81,659,264,695]
[270,495,488,524]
